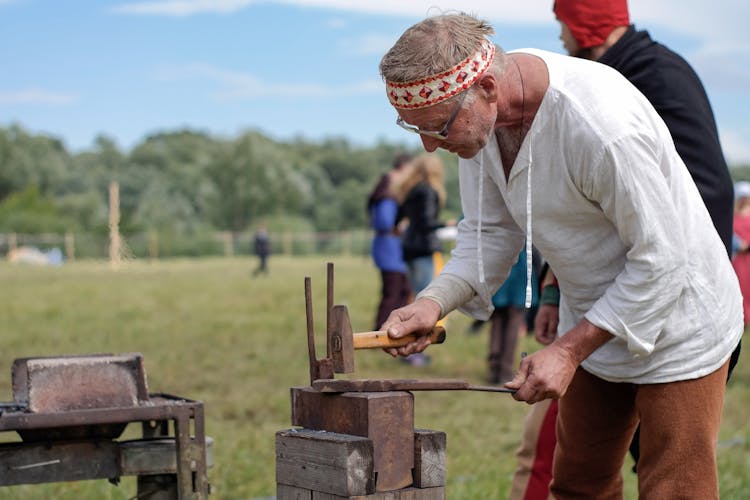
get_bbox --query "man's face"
[558,21,580,56]
[558,20,594,59]
[396,92,495,159]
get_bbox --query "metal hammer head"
[328,304,448,374]
[330,304,355,373]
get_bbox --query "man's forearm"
[556,318,614,365]
[415,273,475,318]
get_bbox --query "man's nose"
[420,136,441,152]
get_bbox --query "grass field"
[0,256,747,499]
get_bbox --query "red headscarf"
[554,0,630,49]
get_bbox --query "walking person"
[252,223,270,276]
[488,249,539,384]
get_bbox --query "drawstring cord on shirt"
[524,142,533,308]
[476,56,534,309]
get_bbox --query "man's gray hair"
[380,13,503,84]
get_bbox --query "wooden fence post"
[64,232,75,262]
[109,182,121,270]
[149,231,159,261]
[222,231,233,257]
[283,232,293,256]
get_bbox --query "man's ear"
[476,73,498,103]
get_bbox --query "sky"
[1,0,749,164]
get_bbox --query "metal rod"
[326,262,334,357]
[305,277,317,384]
[466,386,517,393]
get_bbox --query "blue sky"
[1,0,749,164]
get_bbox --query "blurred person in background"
[367,153,413,330]
[488,249,539,384]
[391,153,447,366]
[732,181,750,327]
[252,222,270,276]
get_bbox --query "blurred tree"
[0,124,73,202]
[16,125,746,248]
[0,185,76,233]
[206,132,310,233]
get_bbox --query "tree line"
[0,124,465,243]
[2,122,748,250]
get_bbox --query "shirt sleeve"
[416,273,475,318]
[581,134,688,356]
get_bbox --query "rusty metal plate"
[12,353,149,413]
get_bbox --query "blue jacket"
[368,175,408,273]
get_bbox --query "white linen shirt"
[440,49,743,384]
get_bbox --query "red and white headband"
[386,39,496,110]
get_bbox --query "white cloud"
[110,0,555,21]
[630,0,748,46]
[274,0,750,60]
[109,0,749,50]
[0,89,78,105]
[278,0,554,23]
[721,129,750,166]
[155,62,381,99]
[325,17,347,29]
[339,34,397,56]
[686,44,750,93]
[111,0,255,16]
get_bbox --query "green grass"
[0,256,747,499]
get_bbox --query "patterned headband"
[386,39,496,110]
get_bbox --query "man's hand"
[504,343,578,403]
[505,318,613,404]
[534,304,559,345]
[381,298,442,357]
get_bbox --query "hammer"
[329,304,446,374]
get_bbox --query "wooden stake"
[64,232,75,262]
[108,181,121,270]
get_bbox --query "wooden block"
[312,486,446,499]
[413,430,446,488]
[0,440,119,486]
[276,429,375,497]
[120,436,214,475]
[278,483,313,499]
[394,486,446,500]
[291,388,414,492]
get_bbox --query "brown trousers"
[552,361,729,500]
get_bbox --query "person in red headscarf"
[732,182,750,325]
[508,1,740,499]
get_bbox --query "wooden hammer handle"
[352,326,446,349]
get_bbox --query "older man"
[379,13,742,499]
[511,2,742,497]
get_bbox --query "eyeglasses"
[396,91,467,141]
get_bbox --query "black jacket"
[599,26,734,255]
[399,183,442,261]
